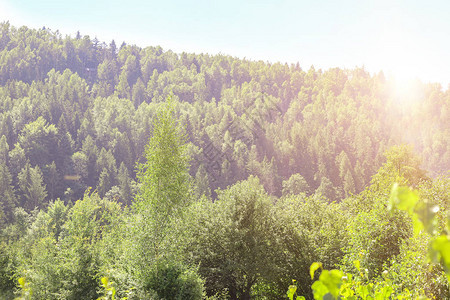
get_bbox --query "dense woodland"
[0,23,449,299]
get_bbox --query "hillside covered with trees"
[0,23,449,299]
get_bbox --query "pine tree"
[56,115,74,175]
[18,163,47,210]
[97,168,112,198]
[0,113,15,147]
[0,135,9,165]
[132,77,146,107]
[8,143,27,187]
[259,156,279,196]
[0,163,16,224]
[194,164,211,199]
[81,135,99,187]
[354,160,365,192]
[337,150,352,182]
[118,162,132,205]
[116,71,130,99]
[343,170,356,197]
[44,161,59,201]
[96,148,117,184]
[109,40,117,60]
[221,159,232,188]
[246,145,260,176]
[315,176,336,201]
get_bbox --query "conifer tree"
[194,164,211,199]
[97,168,112,197]
[18,163,47,210]
[81,135,99,187]
[118,162,132,205]
[44,161,59,201]
[315,176,335,201]
[0,135,9,164]
[0,162,16,224]
[343,169,356,196]
[132,77,146,107]
[116,71,131,99]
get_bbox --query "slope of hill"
[0,22,448,217]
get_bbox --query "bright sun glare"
[371,19,428,106]
[388,77,423,107]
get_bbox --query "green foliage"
[18,163,47,210]
[144,261,204,300]
[282,173,310,196]
[0,161,17,224]
[186,176,282,299]
[117,162,133,205]
[97,277,117,300]
[15,277,32,300]
[311,269,343,299]
[275,194,349,298]
[116,96,203,298]
[315,177,337,201]
[389,183,450,285]
[194,164,211,199]
[134,97,190,238]
[290,260,420,300]
[9,192,122,299]
[134,96,191,225]
[289,184,449,300]
[45,199,69,240]
[0,23,447,208]
[0,241,16,299]
[371,145,429,189]
[0,22,449,300]
[286,280,305,300]
[342,208,411,279]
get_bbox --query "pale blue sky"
[1,0,449,86]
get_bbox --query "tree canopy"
[0,22,449,299]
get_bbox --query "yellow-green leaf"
[412,214,424,237]
[389,184,419,215]
[18,277,25,288]
[319,269,343,298]
[101,277,108,287]
[353,260,360,272]
[432,235,450,269]
[287,284,297,298]
[310,262,322,280]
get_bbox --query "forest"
[0,22,449,299]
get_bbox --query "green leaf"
[356,284,372,300]
[415,201,439,234]
[353,260,360,272]
[287,284,297,300]
[341,285,353,297]
[412,214,424,237]
[310,262,322,280]
[388,183,419,215]
[311,280,328,300]
[18,277,25,288]
[101,277,108,287]
[319,269,343,298]
[432,235,450,270]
